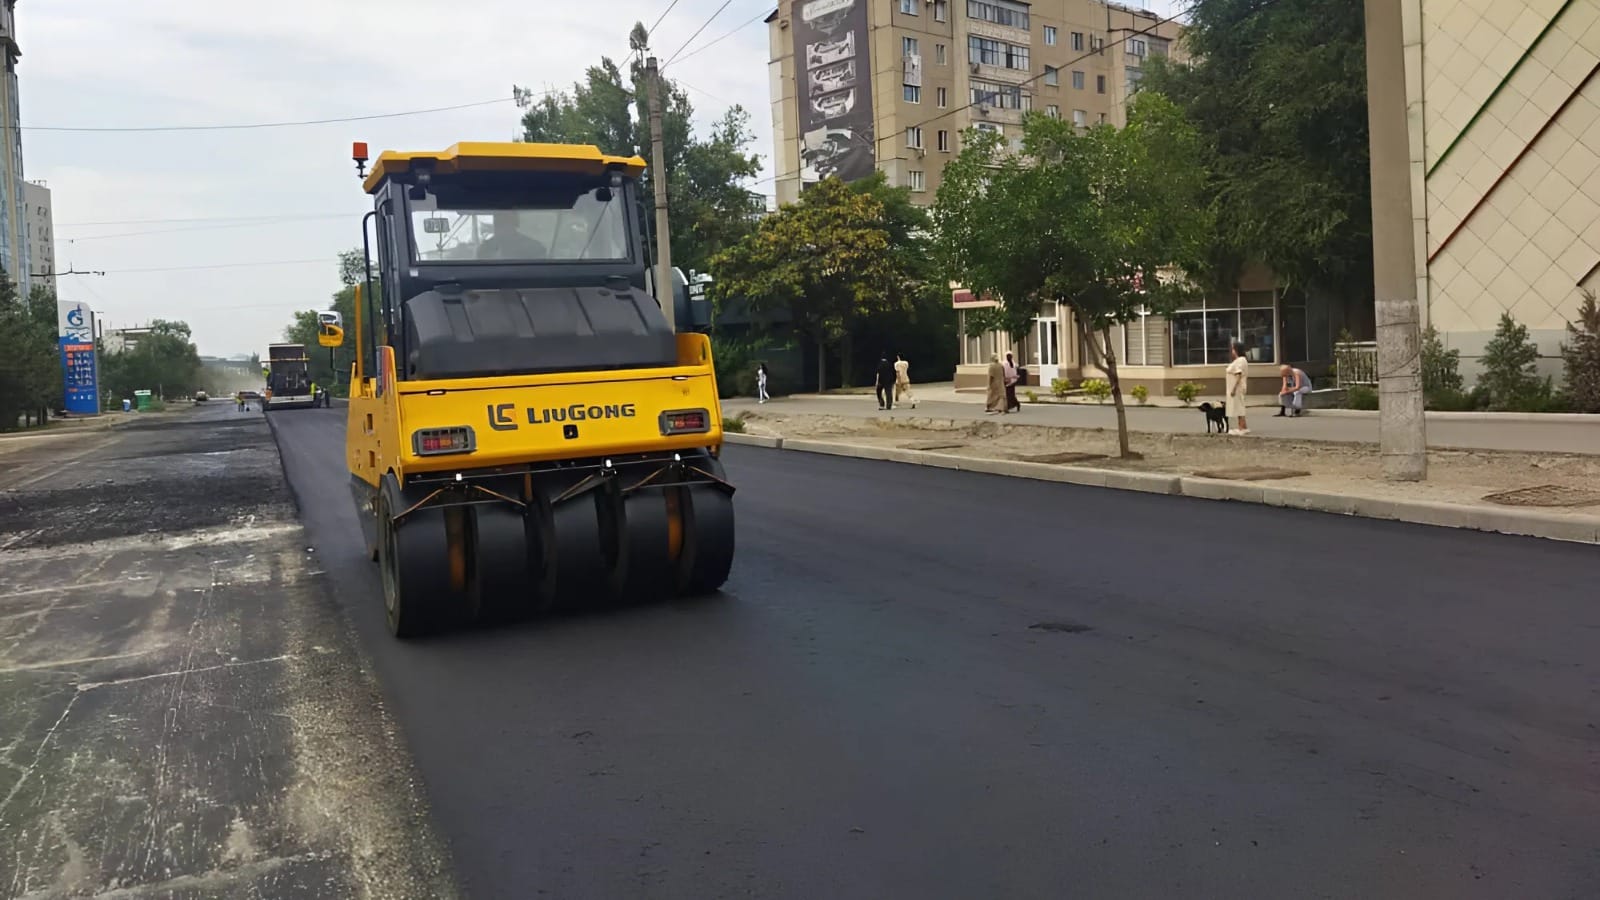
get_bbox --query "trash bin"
[122,399,132,412]
[134,390,153,411]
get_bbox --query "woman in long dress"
[894,354,916,409]
[985,353,1006,413]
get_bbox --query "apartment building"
[25,178,51,292]
[0,0,28,295]
[767,0,1184,206]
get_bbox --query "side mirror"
[318,324,345,348]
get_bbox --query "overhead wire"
[663,0,735,67]
[665,7,771,67]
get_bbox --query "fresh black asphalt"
[268,406,1600,900]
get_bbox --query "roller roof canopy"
[361,141,648,194]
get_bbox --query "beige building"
[767,0,1185,206]
[1392,0,1600,381]
[25,179,51,292]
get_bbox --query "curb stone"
[722,433,1600,545]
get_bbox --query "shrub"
[1479,312,1544,411]
[1174,381,1201,406]
[1050,377,1072,398]
[1024,388,1038,403]
[1561,288,1600,413]
[1081,378,1111,403]
[1130,384,1149,405]
[1425,387,1476,411]
[1345,385,1379,410]
[723,412,747,433]
[710,333,755,397]
[1420,324,1463,403]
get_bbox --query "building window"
[1043,65,1059,86]
[1071,31,1085,51]
[1098,112,1107,123]
[969,35,1029,70]
[909,170,926,192]
[904,84,921,102]
[900,0,918,15]
[1116,313,1170,366]
[1169,290,1278,366]
[936,43,947,65]
[1072,109,1087,126]
[1128,38,1147,57]
[934,0,948,22]
[1097,74,1106,93]
[903,36,919,57]
[966,0,1030,30]
[1046,104,1059,118]
[971,79,1028,109]
[938,130,950,151]
[907,126,924,148]
[1150,37,1170,58]
[937,86,948,107]
[1126,66,1143,87]
[1044,26,1057,45]
[1071,70,1085,90]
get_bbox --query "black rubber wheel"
[676,484,735,596]
[547,481,626,612]
[470,504,534,626]
[378,492,449,638]
[620,491,674,605]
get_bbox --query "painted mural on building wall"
[794,0,875,183]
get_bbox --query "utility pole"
[644,55,676,331]
[1363,0,1427,481]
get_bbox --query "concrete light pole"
[1363,0,1427,481]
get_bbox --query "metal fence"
[1333,340,1378,387]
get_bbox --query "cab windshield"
[408,179,631,264]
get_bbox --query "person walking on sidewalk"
[1276,364,1311,417]
[1226,340,1251,435]
[985,353,1006,413]
[756,363,770,403]
[1003,352,1022,413]
[894,353,916,409]
[875,352,897,410]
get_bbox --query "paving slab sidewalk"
[728,387,1600,455]
[722,409,1600,546]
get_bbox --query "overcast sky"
[23,0,1181,358]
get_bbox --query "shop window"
[1168,290,1278,365]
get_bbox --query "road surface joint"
[725,433,1600,545]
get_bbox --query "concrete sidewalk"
[729,385,1600,455]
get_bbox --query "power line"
[22,96,515,133]
[666,7,771,67]
[56,212,351,227]
[646,0,687,38]
[664,0,734,67]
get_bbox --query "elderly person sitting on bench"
[1277,364,1312,417]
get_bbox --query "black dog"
[1198,401,1229,434]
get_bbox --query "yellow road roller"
[340,140,734,637]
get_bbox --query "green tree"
[708,176,914,392]
[282,250,364,395]
[516,23,763,276]
[99,319,203,402]
[1478,312,1545,410]
[1560,288,1600,413]
[1420,324,1464,405]
[933,93,1213,457]
[0,274,60,428]
[1140,0,1371,303]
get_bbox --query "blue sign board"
[59,336,100,414]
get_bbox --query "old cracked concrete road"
[0,404,456,899]
[267,406,1599,900]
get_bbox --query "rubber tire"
[677,484,735,596]
[548,483,626,613]
[378,491,448,638]
[620,491,674,606]
[470,504,534,626]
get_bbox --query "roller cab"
[345,141,735,638]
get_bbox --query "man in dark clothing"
[875,353,897,410]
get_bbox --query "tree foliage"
[1478,312,1546,410]
[708,176,917,392]
[282,250,364,395]
[0,277,59,429]
[932,93,1213,456]
[516,26,763,276]
[1140,0,1371,299]
[99,319,203,402]
[1560,289,1600,413]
